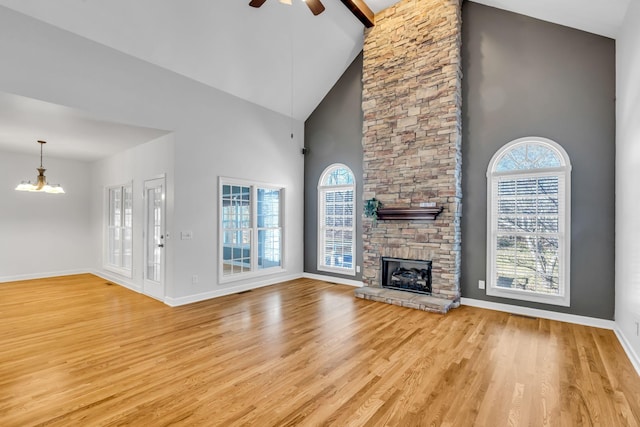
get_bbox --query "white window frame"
[218,177,285,284]
[486,137,571,306]
[104,182,133,278]
[317,164,356,276]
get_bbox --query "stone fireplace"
[354,0,462,314]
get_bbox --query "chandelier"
[15,140,65,194]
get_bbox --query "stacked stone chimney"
[361,0,462,304]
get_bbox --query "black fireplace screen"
[381,257,432,295]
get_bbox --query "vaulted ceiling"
[0,0,631,160]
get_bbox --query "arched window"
[318,164,356,275]
[486,137,571,306]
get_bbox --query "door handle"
[158,244,164,248]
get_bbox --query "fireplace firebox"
[381,257,432,295]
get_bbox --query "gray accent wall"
[462,2,616,318]
[304,53,364,281]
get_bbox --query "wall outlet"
[192,275,199,284]
[635,320,639,336]
[181,231,193,240]
[419,202,437,208]
[478,280,485,290]
[356,265,361,273]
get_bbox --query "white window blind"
[318,164,356,275]
[487,137,571,306]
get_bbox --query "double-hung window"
[317,164,356,276]
[220,178,283,281]
[105,183,133,277]
[487,137,571,306]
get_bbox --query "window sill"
[486,285,570,307]
[103,265,133,279]
[219,266,286,284]
[317,265,356,277]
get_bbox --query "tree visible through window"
[487,137,571,306]
[318,164,355,276]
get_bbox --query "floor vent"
[105,282,114,286]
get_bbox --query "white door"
[143,177,165,300]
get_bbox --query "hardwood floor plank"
[1,274,640,426]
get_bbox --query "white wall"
[90,133,175,294]
[0,150,92,281]
[0,6,305,301]
[616,0,640,361]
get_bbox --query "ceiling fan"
[249,0,326,16]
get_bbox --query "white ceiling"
[0,92,169,161]
[0,0,365,121]
[0,0,631,162]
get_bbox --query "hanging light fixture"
[15,140,65,194]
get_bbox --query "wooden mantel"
[376,207,444,221]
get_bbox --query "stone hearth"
[355,287,460,314]
[358,0,463,314]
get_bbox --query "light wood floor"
[1,274,639,426]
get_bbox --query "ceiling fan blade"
[249,0,267,8]
[306,0,325,16]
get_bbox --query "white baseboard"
[164,273,303,307]
[614,327,640,376]
[461,298,616,330]
[0,269,90,283]
[303,272,363,287]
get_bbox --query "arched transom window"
[487,137,571,306]
[318,164,356,276]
